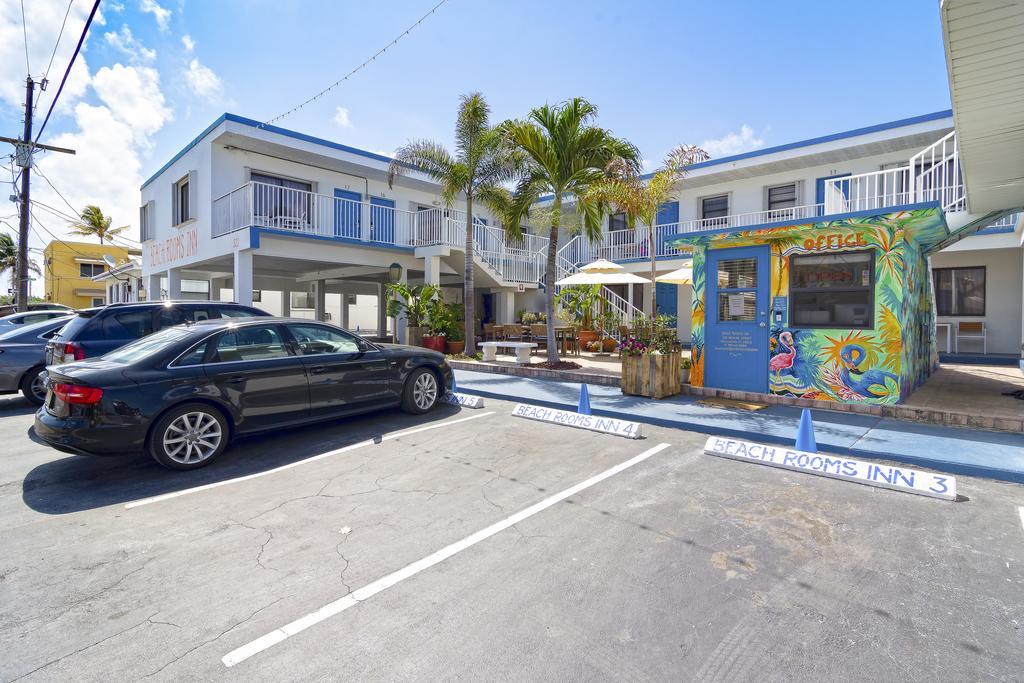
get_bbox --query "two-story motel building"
[140,109,1022,361]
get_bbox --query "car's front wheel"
[149,403,229,470]
[20,366,48,407]
[401,368,440,415]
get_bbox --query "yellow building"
[43,241,142,309]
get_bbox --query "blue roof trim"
[665,201,943,243]
[141,114,226,190]
[974,226,1015,236]
[142,113,406,191]
[639,109,954,180]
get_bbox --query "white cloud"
[333,106,353,130]
[184,58,223,99]
[181,34,195,52]
[139,0,170,31]
[701,124,765,159]
[0,0,94,111]
[104,25,156,63]
[107,1,126,11]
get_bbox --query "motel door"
[705,245,770,393]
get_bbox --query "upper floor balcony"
[212,181,548,284]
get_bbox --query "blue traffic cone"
[578,384,591,415]
[796,408,817,453]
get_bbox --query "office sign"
[512,403,642,439]
[443,391,484,409]
[703,436,956,501]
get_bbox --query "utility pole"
[2,80,75,311]
[15,77,35,311]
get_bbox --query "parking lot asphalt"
[1,393,1022,681]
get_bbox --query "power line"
[260,0,451,127]
[42,0,76,87]
[19,0,31,76]
[33,0,101,147]
[32,164,142,247]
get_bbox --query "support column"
[341,288,350,330]
[166,268,182,300]
[314,279,326,322]
[233,250,254,307]
[395,270,408,344]
[281,288,291,317]
[145,274,160,301]
[424,255,441,287]
[377,283,387,339]
[497,290,516,324]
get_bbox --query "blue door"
[370,197,396,244]
[656,282,677,321]
[655,201,679,255]
[333,189,361,238]
[816,173,851,214]
[704,245,770,393]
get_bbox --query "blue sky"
[1,0,951,284]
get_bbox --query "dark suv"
[45,301,270,365]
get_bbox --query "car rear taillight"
[62,342,85,361]
[52,383,103,405]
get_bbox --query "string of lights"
[260,0,450,127]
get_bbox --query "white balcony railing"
[212,182,545,285]
[825,131,965,215]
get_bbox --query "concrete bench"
[480,341,538,365]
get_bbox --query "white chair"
[954,321,986,354]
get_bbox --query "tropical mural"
[676,208,947,406]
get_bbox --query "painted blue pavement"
[454,369,1024,484]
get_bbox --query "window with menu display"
[789,250,874,328]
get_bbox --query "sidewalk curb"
[457,384,1024,485]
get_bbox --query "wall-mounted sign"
[703,436,956,500]
[512,403,642,439]
[148,225,199,269]
[516,283,526,293]
[803,232,867,252]
[443,391,484,409]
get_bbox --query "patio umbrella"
[655,266,693,285]
[554,270,650,286]
[578,258,624,274]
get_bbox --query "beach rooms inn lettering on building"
[149,226,199,268]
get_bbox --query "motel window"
[172,171,197,226]
[608,212,628,232]
[716,257,758,322]
[701,195,729,226]
[766,183,797,212]
[933,267,985,316]
[789,250,874,328]
[79,263,105,278]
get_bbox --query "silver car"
[0,310,73,331]
[0,316,74,405]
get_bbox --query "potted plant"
[386,282,438,347]
[598,310,619,352]
[557,285,604,348]
[680,357,692,384]
[446,304,466,355]
[620,314,682,399]
[422,297,451,353]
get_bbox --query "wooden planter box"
[621,351,682,399]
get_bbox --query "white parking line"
[221,441,672,668]
[124,411,496,509]
[1019,506,1024,534]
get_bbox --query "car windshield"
[0,316,72,340]
[102,326,195,364]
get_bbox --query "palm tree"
[584,144,708,315]
[0,233,40,296]
[492,98,640,362]
[388,93,520,354]
[70,205,129,245]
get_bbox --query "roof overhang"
[941,0,1024,214]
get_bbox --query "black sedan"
[34,317,453,470]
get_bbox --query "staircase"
[555,235,644,326]
[414,208,546,287]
